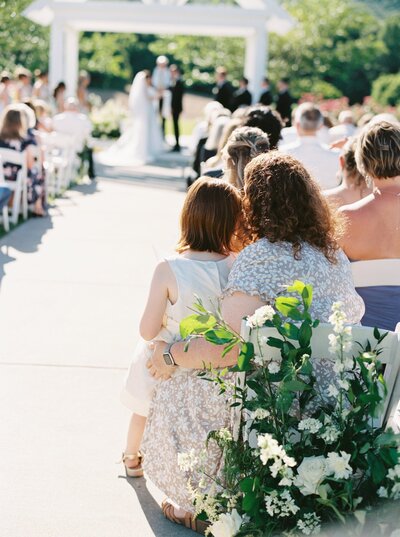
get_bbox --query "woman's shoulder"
[235,239,290,265]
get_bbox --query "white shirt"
[53,111,92,152]
[280,136,340,190]
[152,66,171,91]
[329,123,357,143]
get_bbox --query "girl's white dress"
[121,255,235,417]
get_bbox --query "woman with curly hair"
[146,152,364,531]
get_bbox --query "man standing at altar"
[169,65,184,152]
[213,66,233,111]
[152,55,171,137]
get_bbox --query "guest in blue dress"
[339,120,400,331]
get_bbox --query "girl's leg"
[124,413,147,468]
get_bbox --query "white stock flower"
[264,489,299,518]
[338,379,350,390]
[257,433,296,475]
[253,354,266,366]
[320,424,340,444]
[278,467,294,487]
[327,384,339,398]
[252,408,270,421]
[387,464,400,481]
[294,456,328,496]
[246,305,275,328]
[268,361,281,374]
[208,509,242,537]
[297,512,321,535]
[377,486,388,498]
[177,449,199,472]
[326,451,353,479]
[217,428,232,443]
[298,418,322,434]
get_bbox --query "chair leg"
[22,180,28,219]
[2,205,9,232]
[11,185,21,225]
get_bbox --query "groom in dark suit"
[169,65,184,152]
[213,66,233,111]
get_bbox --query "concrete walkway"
[0,170,195,536]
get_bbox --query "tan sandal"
[119,452,143,478]
[161,500,210,535]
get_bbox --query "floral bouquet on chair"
[179,281,400,537]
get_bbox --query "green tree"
[372,73,400,106]
[380,14,400,74]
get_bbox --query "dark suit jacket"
[170,78,184,115]
[259,89,273,106]
[213,81,234,111]
[276,90,293,124]
[232,88,252,110]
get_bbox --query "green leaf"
[275,297,301,317]
[279,322,299,340]
[204,328,235,345]
[299,321,312,347]
[221,340,238,358]
[179,313,217,339]
[242,492,257,512]
[367,453,387,484]
[237,342,254,371]
[302,284,313,310]
[286,280,306,294]
[239,476,260,492]
[266,337,284,349]
[282,379,312,392]
[373,327,381,341]
[359,443,371,454]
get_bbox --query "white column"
[65,27,79,97]
[244,27,268,104]
[49,18,65,91]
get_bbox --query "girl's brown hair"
[177,177,243,254]
[341,137,366,187]
[0,106,27,141]
[243,152,342,262]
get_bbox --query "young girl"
[120,177,243,479]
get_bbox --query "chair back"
[242,322,400,426]
[0,147,26,167]
[352,259,400,288]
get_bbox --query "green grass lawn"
[164,117,197,137]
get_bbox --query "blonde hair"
[223,126,270,189]
[355,120,400,180]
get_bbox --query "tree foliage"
[372,74,400,106]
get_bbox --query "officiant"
[169,65,184,152]
[152,55,171,136]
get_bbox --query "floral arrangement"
[179,281,400,536]
[90,98,127,139]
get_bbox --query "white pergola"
[24,0,293,99]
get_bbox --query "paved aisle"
[0,179,193,537]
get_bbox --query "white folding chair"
[242,322,400,428]
[352,259,400,289]
[0,155,10,232]
[39,131,75,196]
[0,148,28,224]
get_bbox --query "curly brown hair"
[243,152,342,262]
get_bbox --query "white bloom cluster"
[257,433,296,478]
[298,418,322,434]
[268,361,281,374]
[251,408,270,421]
[178,449,199,472]
[253,354,267,366]
[207,509,243,537]
[295,452,353,496]
[328,302,353,355]
[217,428,233,443]
[188,482,220,521]
[246,305,275,328]
[381,464,400,500]
[264,489,299,518]
[297,512,321,535]
[320,424,340,444]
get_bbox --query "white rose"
[294,456,328,496]
[326,451,353,480]
[209,509,242,537]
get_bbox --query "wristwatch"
[163,343,177,366]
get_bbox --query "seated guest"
[200,108,231,166]
[241,105,284,150]
[15,68,32,102]
[325,137,371,207]
[0,105,46,216]
[339,120,400,331]
[145,152,364,529]
[52,82,66,114]
[280,102,340,189]
[222,126,270,189]
[32,70,50,102]
[53,98,95,179]
[202,118,242,178]
[0,72,12,114]
[231,77,252,111]
[32,100,53,132]
[329,110,357,143]
[259,77,273,106]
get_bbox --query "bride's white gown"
[97,71,163,167]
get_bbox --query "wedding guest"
[32,70,50,102]
[53,82,66,113]
[339,121,400,330]
[77,70,91,113]
[329,110,357,143]
[0,72,12,114]
[15,68,32,102]
[201,108,231,164]
[0,105,46,216]
[280,102,340,189]
[146,152,364,528]
[276,78,293,126]
[259,77,273,106]
[241,105,284,150]
[231,77,252,111]
[213,66,233,111]
[325,138,371,207]
[53,98,95,180]
[32,100,53,132]
[121,179,243,513]
[222,126,270,189]
[152,56,171,136]
[202,117,242,178]
[169,65,184,152]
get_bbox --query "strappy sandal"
[119,451,144,478]
[161,500,210,535]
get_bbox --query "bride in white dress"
[97,70,163,166]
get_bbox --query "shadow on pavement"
[123,476,191,536]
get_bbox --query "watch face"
[163,352,174,366]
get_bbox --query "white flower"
[253,354,266,366]
[252,408,270,421]
[265,490,299,517]
[387,464,400,481]
[390,531,400,537]
[246,305,275,328]
[320,424,340,444]
[377,486,388,498]
[217,428,232,443]
[208,509,242,537]
[257,433,296,473]
[328,333,341,354]
[327,384,339,398]
[177,449,199,472]
[297,512,321,535]
[298,418,322,434]
[278,468,294,487]
[294,456,328,496]
[333,360,345,373]
[326,451,353,480]
[268,361,281,374]
[338,379,350,390]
